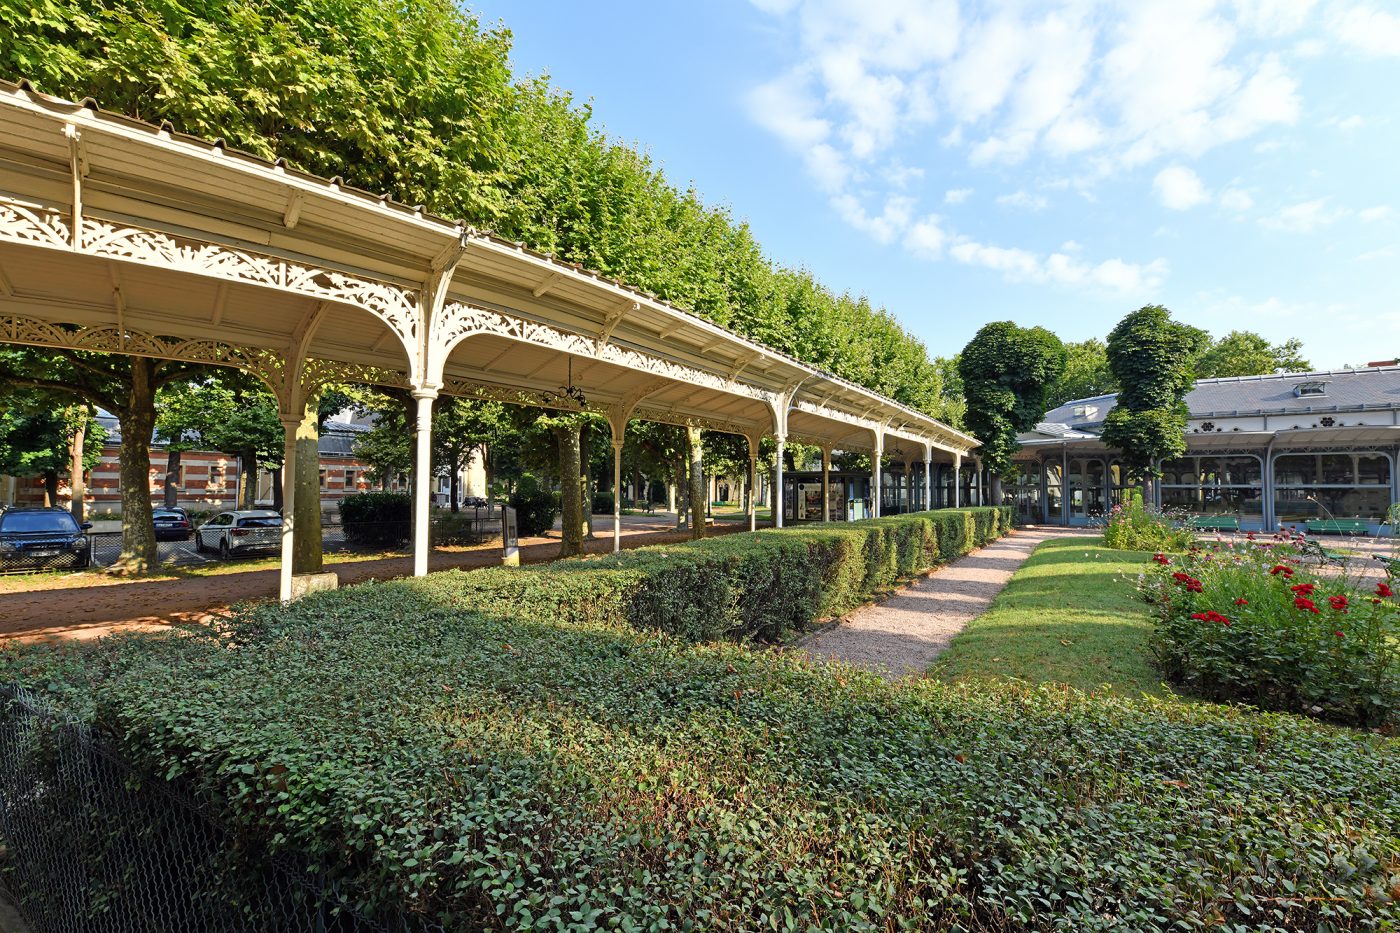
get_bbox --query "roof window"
[1293,381,1328,398]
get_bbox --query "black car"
[0,507,92,573]
[153,506,193,542]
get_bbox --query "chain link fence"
[0,686,441,933]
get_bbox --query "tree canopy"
[1102,306,1206,478]
[0,0,958,421]
[957,323,1066,477]
[1194,331,1311,379]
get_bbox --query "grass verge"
[929,536,1168,697]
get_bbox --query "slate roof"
[1036,366,1400,436]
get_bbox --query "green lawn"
[930,536,1169,697]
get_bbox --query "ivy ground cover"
[5,555,1399,930]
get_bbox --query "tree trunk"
[272,467,284,512]
[770,464,780,528]
[162,448,180,508]
[42,470,58,508]
[990,474,1004,506]
[293,401,323,574]
[67,416,88,524]
[113,361,159,573]
[556,426,584,557]
[449,466,460,512]
[237,450,257,509]
[580,423,594,539]
[674,459,686,529]
[687,425,705,540]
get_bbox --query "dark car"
[0,507,92,573]
[152,506,193,542]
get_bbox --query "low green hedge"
[4,585,1396,931]
[420,506,1011,643]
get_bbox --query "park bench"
[1375,554,1399,578]
[1305,519,1370,535]
[1300,538,1350,566]
[1189,515,1240,532]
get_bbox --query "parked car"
[0,507,92,573]
[194,510,283,559]
[152,506,193,542]
[461,496,489,509]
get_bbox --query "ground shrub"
[590,490,613,515]
[507,475,558,537]
[2,592,1396,932]
[1140,538,1400,728]
[1102,490,1194,551]
[423,507,1011,643]
[337,492,410,547]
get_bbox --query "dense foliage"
[1102,306,1204,479]
[957,323,1065,478]
[415,507,1011,644]
[1045,338,1117,408]
[1140,537,1400,729]
[1194,330,1311,379]
[1102,491,1195,552]
[337,491,410,547]
[3,558,1396,930]
[0,0,957,420]
[507,474,559,537]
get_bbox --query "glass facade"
[1159,455,1265,524]
[1011,463,1042,523]
[1272,452,1392,525]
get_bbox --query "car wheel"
[194,532,205,553]
[218,539,231,560]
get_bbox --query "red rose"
[1327,595,1348,612]
[1152,553,1170,565]
[1269,564,1293,577]
[1290,583,1316,596]
[1376,582,1394,598]
[1234,597,1248,605]
[1293,596,1319,613]
[1334,630,1345,638]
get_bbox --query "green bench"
[1305,519,1370,535]
[1189,515,1240,532]
[1375,554,1399,578]
[1300,538,1350,566]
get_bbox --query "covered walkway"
[0,81,978,601]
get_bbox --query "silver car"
[194,510,283,559]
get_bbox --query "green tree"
[1047,339,1118,408]
[957,323,1066,501]
[1102,306,1208,481]
[0,348,205,571]
[1194,330,1311,379]
[0,389,104,513]
[434,398,507,512]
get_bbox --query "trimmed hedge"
[337,492,410,547]
[4,580,1396,931]
[423,506,1012,643]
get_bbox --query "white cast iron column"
[774,435,786,528]
[821,446,832,522]
[953,452,962,508]
[871,433,883,518]
[411,388,437,577]
[746,434,759,532]
[923,451,933,512]
[611,436,624,553]
[278,415,299,602]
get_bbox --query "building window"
[1160,455,1265,521]
[208,465,225,494]
[1012,463,1041,522]
[1273,451,1392,525]
[319,468,326,488]
[1293,381,1327,398]
[344,469,357,491]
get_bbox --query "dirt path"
[0,521,749,642]
[801,527,1095,678]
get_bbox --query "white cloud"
[1153,165,1212,210]
[948,238,1168,292]
[904,214,949,258]
[943,187,973,205]
[1233,0,1319,36]
[1260,197,1348,232]
[1335,114,1365,130]
[995,190,1049,211]
[1220,187,1254,211]
[1359,206,1395,223]
[1331,4,1400,56]
[1356,244,1398,262]
[831,194,914,244]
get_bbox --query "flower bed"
[1140,537,1400,728]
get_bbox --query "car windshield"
[237,517,282,528]
[153,510,185,519]
[1,512,79,534]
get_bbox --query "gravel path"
[801,527,1095,678]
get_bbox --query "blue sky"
[467,1,1400,369]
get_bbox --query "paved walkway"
[801,526,1095,678]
